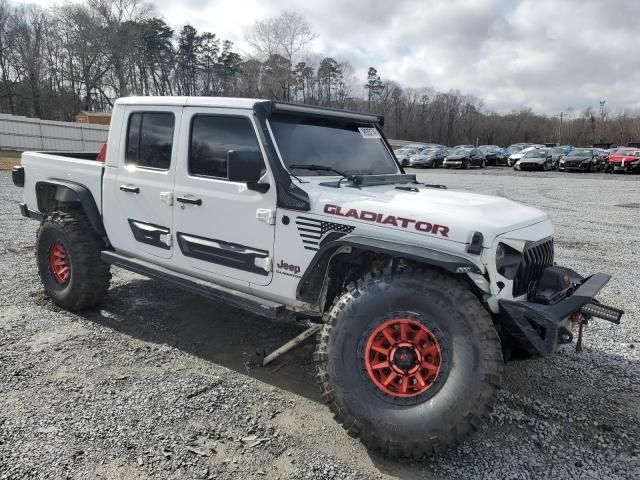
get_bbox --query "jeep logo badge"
[276,260,301,277]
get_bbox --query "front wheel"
[36,210,111,311]
[314,269,503,458]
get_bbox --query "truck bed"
[21,151,104,214]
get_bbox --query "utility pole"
[598,100,606,143]
[557,112,563,145]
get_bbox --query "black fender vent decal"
[176,232,270,276]
[128,219,171,250]
[295,216,355,251]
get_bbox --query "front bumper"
[518,162,543,171]
[499,269,621,357]
[612,163,640,173]
[561,162,591,171]
[409,159,431,166]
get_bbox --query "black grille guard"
[499,273,621,356]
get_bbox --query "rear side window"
[126,112,175,170]
[189,115,260,178]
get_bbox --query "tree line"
[1,0,639,147]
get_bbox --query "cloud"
[21,0,639,114]
[241,0,640,114]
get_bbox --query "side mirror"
[227,150,269,193]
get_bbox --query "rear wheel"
[315,269,503,458]
[462,160,469,170]
[402,159,408,168]
[36,210,111,311]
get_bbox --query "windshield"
[507,145,523,154]
[568,149,591,156]
[524,150,546,158]
[452,148,473,155]
[616,150,640,157]
[269,113,398,176]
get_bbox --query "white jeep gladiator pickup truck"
[12,96,623,458]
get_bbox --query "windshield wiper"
[288,164,360,188]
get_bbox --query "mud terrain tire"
[37,210,111,311]
[314,269,503,458]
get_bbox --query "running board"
[101,251,282,319]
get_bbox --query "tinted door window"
[189,115,261,178]
[126,112,175,170]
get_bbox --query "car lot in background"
[393,141,639,175]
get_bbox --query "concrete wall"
[0,113,109,152]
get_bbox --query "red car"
[605,148,640,173]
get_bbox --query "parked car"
[408,147,448,168]
[515,148,554,171]
[443,147,486,169]
[479,145,508,166]
[550,147,566,168]
[507,145,544,166]
[395,148,420,167]
[595,148,610,165]
[605,148,640,173]
[558,148,601,172]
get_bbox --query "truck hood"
[302,179,548,247]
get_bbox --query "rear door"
[171,107,277,286]
[113,106,181,260]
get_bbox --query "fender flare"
[296,235,483,307]
[35,179,108,243]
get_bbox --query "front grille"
[513,238,554,297]
[564,160,583,167]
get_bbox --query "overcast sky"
[14,0,640,114]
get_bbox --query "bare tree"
[246,11,315,101]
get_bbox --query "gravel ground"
[1,168,639,480]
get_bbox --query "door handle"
[176,195,202,206]
[120,185,139,194]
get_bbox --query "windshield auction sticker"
[358,127,381,139]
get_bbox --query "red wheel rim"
[364,318,442,398]
[49,242,70,284]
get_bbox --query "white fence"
[0,113,108,152]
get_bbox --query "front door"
[172,107,276,286]
[113,106,182,260]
